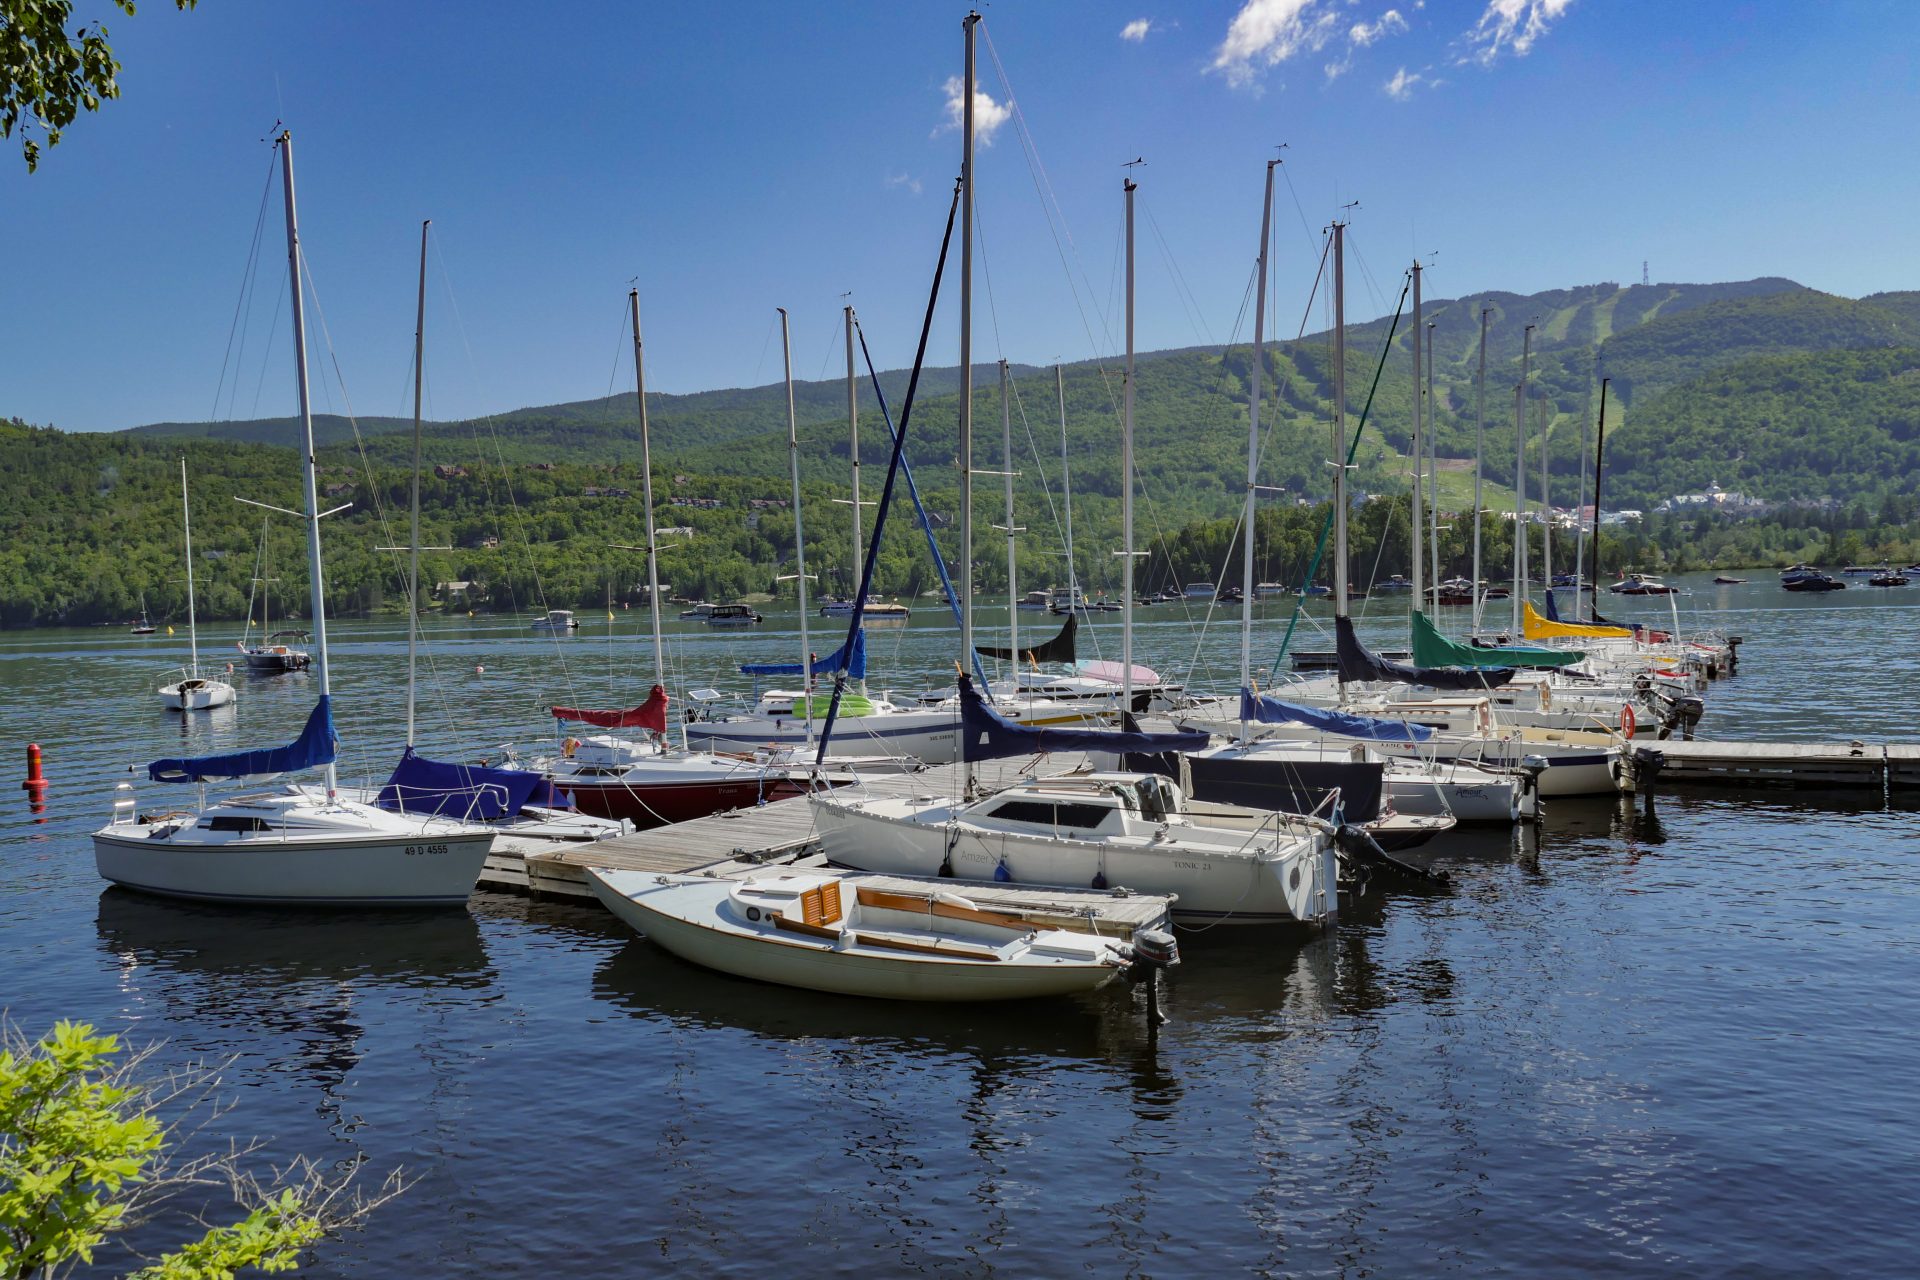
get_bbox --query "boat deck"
[483,754,1175,938]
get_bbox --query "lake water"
[4,572,1918,1276]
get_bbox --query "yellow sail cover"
[1522,600,1634,640]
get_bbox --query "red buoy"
[22,742,47,801]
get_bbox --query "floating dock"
[483,754,1174,939]
[1625,740,1920,792]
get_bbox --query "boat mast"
[1589,376,1610,620]
[1332,220,1349,626]
[406,219,427,746]
[632,290,668,696]
[999,359,1019,668]
[845,304,862,605]
[1057,364,1076,608]
[778,307,812,740]
[959,11,979,792]
[1574,364,1592,607]
[1540,389,1552,592]
[1410,261,1424,621]
[1241,158,1275,739]
[278,131,336,796]
[1472,305,1489,633]
[1121,174,1138,708]
[1512,323,1533,635]
[179,458,199,677]
[1427,318,1440,605]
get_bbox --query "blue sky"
[5,0,1917,431]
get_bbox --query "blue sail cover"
[1544,589,1560,621]
[957,675,1209,763]
[739,628,867,680]
[150,695,338,783]
[1239,689,1434,742]
[375,747,567,820]
[1335,616,1519,692]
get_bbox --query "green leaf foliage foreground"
[0,0,195,173]
[0,1020,398,1280]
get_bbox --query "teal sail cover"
[1410,611,1582,670]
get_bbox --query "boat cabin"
[969,773,1189,838]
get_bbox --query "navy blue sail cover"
[1335,616,1518,692]
[150,695,338,783]
[739,628,867,680]
[375,747,566,820]
[957,675,1209,762]
[1239,689,1434,742]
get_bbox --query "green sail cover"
[1410,611,1583,669]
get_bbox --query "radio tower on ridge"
[1642,260,1650,286]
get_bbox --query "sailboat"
[819,311,911,623]
[158,458,236,711]
[540,291,839,824]
[683,307,963,764]
[93,132,496,905]
[130,594,157,635]
[816,98,1335,925]
[302,220,621,845]
[237,517,312,673]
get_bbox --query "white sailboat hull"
[588,869,1124,1001]
[93,792,494,905]
[685,709,960,765]
[158,677,236,711]
[813,794,1331,924]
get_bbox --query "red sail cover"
[552,684,669,732]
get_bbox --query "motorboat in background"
[1780,564,1846,592]
[1609,573,1676,595]
[532,609,579,632]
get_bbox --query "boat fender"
[1477,703,1493,735]
[1092,868,1109,891]
[562,738,580,758]
[993,860,1013,883]
[1619,704,1636,740]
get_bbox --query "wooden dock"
[482,754,1174,939]
[1624,740,1920,792]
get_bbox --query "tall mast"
[1472,305,1489,632]
[1332,221,1349,621]
[1427,318,1440,603]
[845,304,862,602]
[1574,363,1592,609]
[632,290,667,694]
[1539,392,1552,591]
[999,359,1018,667]
[959,11,979,720]
[1589,376,1611,620]
[1242,158,1275,733]
[406,219,428,745]
[179,458,199,677]
[1512,322,1533,634]
[278,131,336,796]
[1410,261,1425,618]
[1057,364,1076,607]
[778,307,812,739]
[1121,175,1138,706]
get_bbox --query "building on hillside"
[434,464,469,479]
[1654,480,1768,515]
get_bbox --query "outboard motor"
[1121,927,1182,1027]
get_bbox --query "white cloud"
[1461,0,1572,65]
[884,172,923,196]
[1210,0,1342,88]
[937,75,1012,145]
[1384,66,1423,99]
[1120,18,1153,42]
[1325,7,1407,80]
[1349,8,1407,47]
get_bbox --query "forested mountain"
[10,274,1920,628]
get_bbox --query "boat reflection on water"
[93,889,494,1113]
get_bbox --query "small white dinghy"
[588,868,1173,1002]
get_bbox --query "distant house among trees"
[434,464,470,479]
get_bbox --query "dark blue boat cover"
[1335,616,1518,691]
[976,613,1077,664]
[740,628,866,679]
[375,746,567,820]
[150,695,338,783]
[958,675,1209,763]
[1239,688,1434,742]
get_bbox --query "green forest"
[9,274,1920,629]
